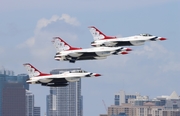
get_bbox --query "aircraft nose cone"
[54,56,61,61]
[91,44,96,47]
[126,48,132,51]
[94,73,101,77]
[26,80,32,84]
[159,37,167,41]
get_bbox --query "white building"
[155,91,180,110]
[114,90,148,106]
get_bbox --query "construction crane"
[102,100,107,112]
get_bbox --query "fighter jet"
[23,63,101,87]
[52,37,132,63]
[89,26,166,47]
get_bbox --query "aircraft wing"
[115,40,145,46]
[56,52,83,57]
[69,48,127,57]
[66,51,101,63]
[41,83,68,87]
[98,40,145,46]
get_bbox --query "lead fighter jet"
[89,26,166,47]
[52,37,132,63]
[24,63,101,87]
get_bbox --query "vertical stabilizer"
[89,26,116,40]
[52,37,82,52]
[23,63,51,77]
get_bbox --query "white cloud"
[17,37,35,48]
[35,14,80,33]
[60,14,80,26]
[160,62,180,72]
[133,42,168,59]
[132,42,180,72]
[16,14,80,60]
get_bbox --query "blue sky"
[0,0,180,116]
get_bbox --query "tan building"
[107,102,164,116]
[108,103,136,116]
[107,102,180,116]
[135,102,163,116]
[163,110,180,116]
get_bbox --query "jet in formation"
[52,37,132,63]
[89,26,166,47]
[23,63,101,87]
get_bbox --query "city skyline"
[1,67,180,115]
[0,0,180,116]
[103,90,180,116]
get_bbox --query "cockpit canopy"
[69,70,87,73]
[139,33,153,36]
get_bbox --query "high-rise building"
[2,83,26,116]
[26,90,34,116]
[46,68,83,116]
[26,90,41,116]
[0,73,6,116]
[0,68,40,116]
[115,90,138,105]
[0,69,29,116]
[17,74,29,90]
[34,107,41,116]
[0,68,15,116]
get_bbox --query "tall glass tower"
[2,83,26,116]
[46,68,83,116]
[0,68,29,116]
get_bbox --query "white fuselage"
[91,35,160,47]
[55,46,127,61]
[27,72,95,84]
